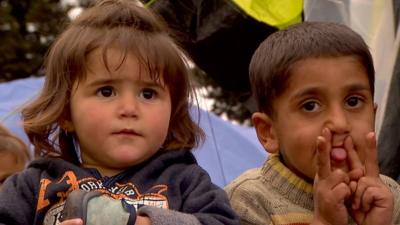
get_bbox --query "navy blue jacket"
[0,149,240,225]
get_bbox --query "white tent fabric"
[0,77,267,187]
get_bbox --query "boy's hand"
[343,135,364,194]
[350,132,394,225]
[312,129,351,225]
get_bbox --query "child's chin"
[112,154,149,167]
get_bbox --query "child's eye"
[346,96,363,108]
[302,101,320,112]
[140,88,157,100]
[96,86,115,97]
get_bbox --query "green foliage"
[0,0,70,82]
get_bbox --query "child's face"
[68,48,172,176]
[0,152,25,186]
[255,56,375,181]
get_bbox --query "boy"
[0,1,240,225]
[225,22,400,225]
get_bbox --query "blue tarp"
[0,77,267,187]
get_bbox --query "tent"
[0,77,267,187]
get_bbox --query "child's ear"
[60,119,75,132]
[59,110,75,132]
[252,112,279,154]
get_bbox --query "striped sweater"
[225,154,400,225]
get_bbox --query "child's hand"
[58,216,151,225]
[312,129,351,225]
[350,132,394,225]
[59,218,83,225]
[135,215,152,225]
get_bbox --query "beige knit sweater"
[225,154,400,225]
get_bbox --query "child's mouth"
[331,147,347,161]
[113,128,141,136]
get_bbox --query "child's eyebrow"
[139,80,166,89]
[345,83,371,93]
[291,86,321,99]
[86,78,116,87]
[86,77,166,90]
[292,83,371,99]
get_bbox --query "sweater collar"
[261,154,314,210]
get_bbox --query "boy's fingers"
[345,136,364,183]
[360,187,375,212]
[332,182,351,200]
[349,169,364,183]
[349,180,357,193]
[322,128,332,146]
[364,132,379,178]
[352,178,366,210]
[345,136,363,172]
[316,135,331,179]
[328,170,351,202]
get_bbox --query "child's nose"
[118,95,138,118]
[325,106,351,134]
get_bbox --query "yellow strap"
[231,0,303,29]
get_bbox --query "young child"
[0,1,240,225]
[225,22,400,225]
[0,123,30,187]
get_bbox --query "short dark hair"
[249,21,375,116]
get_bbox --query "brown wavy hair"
[22,0,204,161]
